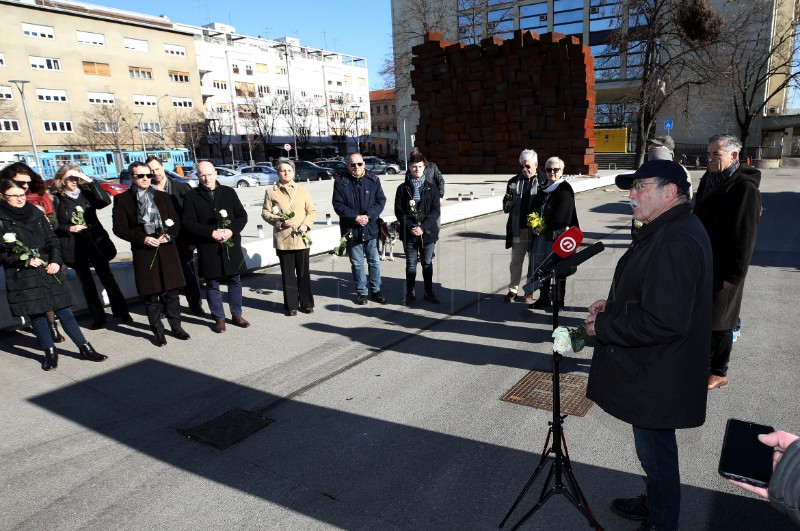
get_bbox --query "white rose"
[75,206,84,213]
[271,205,281,215]
[3,233,17,243]
[164,219,175,227]
[219,209,228,218]
[552,327,572,354]
[409,200,415,207]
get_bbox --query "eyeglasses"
[631,180,659,192]
[3,193,26,200]
[545,167,562,173]
[134,173,154,179]
[12,180,31,186]
[520,164,533,170]
[349,162,364,168]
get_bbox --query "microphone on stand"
[522,226,584,292]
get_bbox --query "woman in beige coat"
[262,158,317,316]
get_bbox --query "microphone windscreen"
[551,226,584,258]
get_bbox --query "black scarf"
[0,200,37,223]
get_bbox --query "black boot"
[42,347,58,371]
[49,320,65,343]
[531,286,552,309]
[79,343,108,362]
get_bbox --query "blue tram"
[12,149,192,180]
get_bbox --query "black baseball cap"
[616,160,691,192]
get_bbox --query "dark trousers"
[633,426,680,531]
[710,329,734,377]
[178,243,202,310]
[403,239,435,294]
[73,260,129,322]
[31,307,86,349]
[144,289,181,334]
[206,275,243,320]
[277,249,314,312]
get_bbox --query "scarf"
[64,189,81,201]
[135,187,163,235]
[411,176,425,201]
[542,178,564,194]
[0,200,37,223]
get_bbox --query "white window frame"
[172,97,193,108]
[129,67,153,80]
[0,53,6,67]
[30,56,61,71]
[138,122,161,133]
[88,91,115,105]
[22,23,55,39]
[123,38,149,52]
[0,86,13,100]
[36,89,68,102]
[42,120,74,133]
[93,121,119,133]
[213,80,227,90]
[77,30,105,46]
[164,44,186,56]
[0,120,21,132]
[133,94,157,106]
[169,71,190,83]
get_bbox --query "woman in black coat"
[528,157,579,310]
[0,179,106,370]
[53,165,130,329]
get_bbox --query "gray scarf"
[135,187,163,235]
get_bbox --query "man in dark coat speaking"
[584,160,712,531]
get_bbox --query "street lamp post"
[274,42,299,158]
[133,112,147,158]
[351,105,360,154]
[9,80,41,171]
[156,93,169,148]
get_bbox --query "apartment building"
[0,0,201,154]
[174,22,371,161]
[369,89,398,159]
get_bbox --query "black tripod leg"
[510,482,559,531]
[498,429,554,528]
[560,484,604,530]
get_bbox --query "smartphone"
[718,418,775,488]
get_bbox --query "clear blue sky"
[102,0,394,90]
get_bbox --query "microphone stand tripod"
[499,272,603,530]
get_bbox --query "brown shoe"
[231,315,250,328]
[523,293,534,303]
[503,291,517,303]
[213,319,226,333]
[708,374,729,390]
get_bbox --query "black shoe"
[611,494,649,521]
[189,306,205,317]
[89,319,106,330]
[79,343,108,362]
[42,347,58,371]
[532,297,552,310]
[401,291,416,306]
[635,521,655,531]
[356,294,369,305]
[370,292,387,304]
[48,321,65,343]
[118,313,134,324]
[298,307,314,314]
[153,332,167,347]
[172,328,190,340]
[424,292,440,304]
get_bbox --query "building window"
[0,120,21,132]
[279,108,291,115]
[257,84,270,97]
[357,77,366,85]
[43,120,74,133]
[83,61,110,76]
[133,94,157,106]
[129,67,153,79]
[375,106,380,114]
[256,63,268,73]
[234,81,255,98]
[216,103,231,112]
[0,53,5,66]
[138,122,161,133]
[276,66,287,75]
[164,44,186,56]
[392,105,396,113]
[232,63,240,74]
[245,65,253,75]
[36,89,68,102]
[22,23,55,39]
[88,91,115,104]
[0,86,12,99]
[77,30,105,46]
[520,3,548,33]
[344,75,352,84]
[213,80,227,90]
[176,123,192,133]
[123,38,149,52]
[30,56,61,71]
[553,0,585,36]
[169,70,190,83]
[277,88,290,100]
[93,121,119,133]
[172,97,193,108]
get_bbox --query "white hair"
[545,156,565,169]
[519,149,538,164]
[709,134,742,154]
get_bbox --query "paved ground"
[0,169,798,530]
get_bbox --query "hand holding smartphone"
[718,418,775,488]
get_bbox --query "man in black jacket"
[585,160,712,531]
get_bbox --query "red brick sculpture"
[411,30,597,176]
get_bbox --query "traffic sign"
[664,120,673,130]
[284,143,292,152]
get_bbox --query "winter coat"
[0,204,73,316]
[182,184,248,279]
[261,181,317,251]
[587,203,712,430]
[531,179,580,240]
[694,163,762,330]
[53,180,117,267]
[503,169,546,248]
[112,188,184,296]
[394,176,440,244]
[769,439,800,527]
[332,171,386,242]
[422,162,445,199]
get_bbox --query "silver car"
[213,167,259,188]
[239,165,279,186]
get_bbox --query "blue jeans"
[347,238,381,295]
[206,275,243,320]
[31,308,86,349]
[633,426,680,531]
[404,239,435,293]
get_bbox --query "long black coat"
[394,177,441,244]
[181,184,248,279]
[587,203,712,430]
[0,204,73,316]
[503,169,546,249]
[53,180,116,267]
[112,188,184,296]
[694,163,762,330]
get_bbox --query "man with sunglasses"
[502,149,546,303]
[332,152,387,305]
[584,160,712,531]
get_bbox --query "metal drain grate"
[179,408,274,449]
[501,370,594,417]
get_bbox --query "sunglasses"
[545,168,562,173]
[349,162,364,168]
[520,164,533,170]
[134,173,154,179]
[12,179,31,186]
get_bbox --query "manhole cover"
[179,408,275,449]
[501,370,593,417]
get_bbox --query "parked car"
[213,167,259,188]
[165,169,199,188]
[362,156,401,175]
[293,160,335,181]
[239,165,279,186]
[253,161,274,168]
[46,175,128,196]
[316,160,349,174]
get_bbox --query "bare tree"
[291,96,319,152]
[70,102,137,166]
[162,108,207,159]
[243,93,285,160]
[205,107,233,164]
[0,99,16,148]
